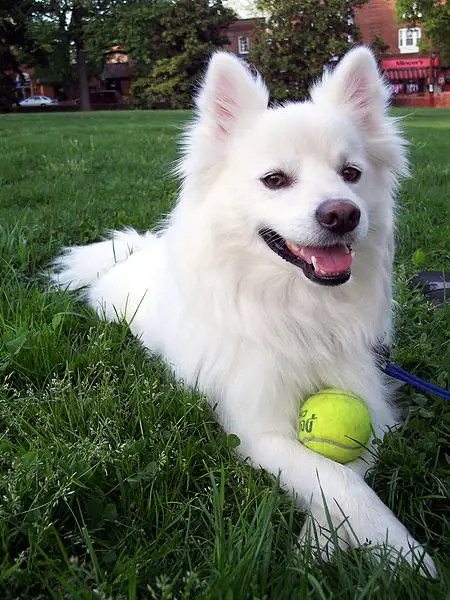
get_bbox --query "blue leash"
[382,361,450,401]
[374,343,449,400]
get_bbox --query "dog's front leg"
[238,427,437,576]
[216,368,437,577]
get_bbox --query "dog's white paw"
[299,502,438,578]
[367,537,438,579]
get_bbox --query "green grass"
[0,109,449,599]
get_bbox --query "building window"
[238,36,250,55]
[398,28,421,53]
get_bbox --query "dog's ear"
[196,52,269,139]
[311,46,389,131]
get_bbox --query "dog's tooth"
[351,251,355,258]
[311,256,317,269]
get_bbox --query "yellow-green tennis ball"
[298,389,372,464]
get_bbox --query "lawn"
[0,109,449,599]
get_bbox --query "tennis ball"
[298,389,372,464]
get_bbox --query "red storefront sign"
[381,57,440,81]
[382,57,439,70]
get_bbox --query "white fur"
[53,47,436,576]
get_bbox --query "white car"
[19,96,58,107]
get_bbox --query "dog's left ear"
[196,52,269,140]
[311,46,389,131]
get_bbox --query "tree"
[370,34,389,67]
[29,0,119,110]
[4,0,235,111]
[130,0,235,109]
[396,0,450,64]
[250,0,367,102]
[3,0,170,110]
[28,0,138,109]
[107,0,169,65]
[0,0,46,111]
[29,1,177,107]
[28,15,76,99]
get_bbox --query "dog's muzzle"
[259,228,353,286]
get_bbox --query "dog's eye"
[261,171,291,190]
[341,165,362,184]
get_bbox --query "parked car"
[74,90,124,109]
[19,96,58,107]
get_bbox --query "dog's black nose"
[316,200,361,234]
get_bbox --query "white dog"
[53,46,437,575]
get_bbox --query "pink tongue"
[302,246,352,274]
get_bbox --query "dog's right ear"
[196,52,269,140]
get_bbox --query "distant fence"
[15,103,131,113]
[392,92,450,108]
[15,93,450,112]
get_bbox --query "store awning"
[384,67,439,81]
[381,57,440,81]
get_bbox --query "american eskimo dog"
[53,47,437,575]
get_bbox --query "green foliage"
[28,1,171,97]
[4,0,234,108]
[130,0,235,109]
[370,34,390,66]
[0,74,16,113]
[251,0,368,102]
[396,0,450,64]
[0,109,448,596]
[0,0,46,111]
[28,16,73,89]
[107,0,169,65]
[27,1,119,102]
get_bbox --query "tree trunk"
[76,40,91,111]
[59,9,74,101]
[72,2,91,111]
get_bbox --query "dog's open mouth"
[259,228,353,286]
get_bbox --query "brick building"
[15,68,56,100]
[223,8,449,105]
[98,46,132,97]
[13,7,450,108]
[355,0,450,99]
[221,17,264,58]
[15,46,132,103]
[226,3,450,106]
